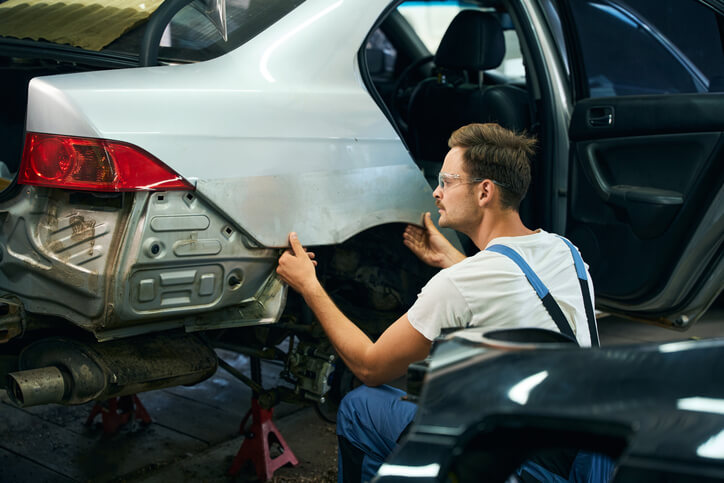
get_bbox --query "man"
[276,123,596,482]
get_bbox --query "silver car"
[0,0,721,408]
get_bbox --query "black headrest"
[435,10,505,71]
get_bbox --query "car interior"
[404,10,530,178]
[362,0,540,253]
[366,2,532,170]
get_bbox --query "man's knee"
[337,385,377,436]
[336,385,414,441]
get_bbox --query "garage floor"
[0,309,721,483]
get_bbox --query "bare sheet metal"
[109,190,280,330]
[0,186,283,339]
[0,187,126,324]
[197,163,441,248]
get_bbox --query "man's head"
[433,123,536,232]
[447,123,536,211]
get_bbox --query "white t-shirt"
[407,230,594,347]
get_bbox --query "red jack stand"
[85,394,152,435]
[228,398,299,481]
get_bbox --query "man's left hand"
[276,232,318,295]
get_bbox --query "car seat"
[406,10,530,183]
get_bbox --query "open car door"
[561,0,724,329]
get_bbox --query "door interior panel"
[567,95,724,304]
[575,133,718,239]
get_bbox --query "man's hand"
[403,212,465,269]
[276,232,319,296]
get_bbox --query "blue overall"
[336,237,604,483]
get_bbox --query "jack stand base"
[85,395,152,435]
[229,398,299,481]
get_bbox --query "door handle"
[587,106,614,127]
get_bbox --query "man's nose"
[433,185,442,199]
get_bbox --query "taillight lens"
[19,133,193,192]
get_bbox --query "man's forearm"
[301,282,377,383]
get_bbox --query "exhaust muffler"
[7,332,217,407]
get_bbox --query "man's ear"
[478,179,494,207]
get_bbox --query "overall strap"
[556,236,600,347]
[486,244,577,343]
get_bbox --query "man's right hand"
[277,232,320,297]
[403,212,466,269]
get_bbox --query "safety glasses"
[437,172,511,191]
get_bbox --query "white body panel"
[26,0,442,247]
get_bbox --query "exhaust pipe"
[7,332,217,407]
[7,366,69,407]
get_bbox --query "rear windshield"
[0,0,306,63]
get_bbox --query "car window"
[397,2,461,53]
[0,0,305,63]
[568,0,724,97]
[154,0,306,62]
[396,1,525,82]
[365,29,398,81]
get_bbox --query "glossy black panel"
[381,337,724,482]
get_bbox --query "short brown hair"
[448,123,536,210]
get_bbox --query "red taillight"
[19,133,193,192]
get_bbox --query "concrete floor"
[0,308,721,482]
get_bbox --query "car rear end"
[0,0,307,405]
[0,0,318,341]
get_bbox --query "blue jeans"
[336,385,417,483]
[518,451,616,482]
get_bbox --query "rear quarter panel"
[25,0,442,248]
